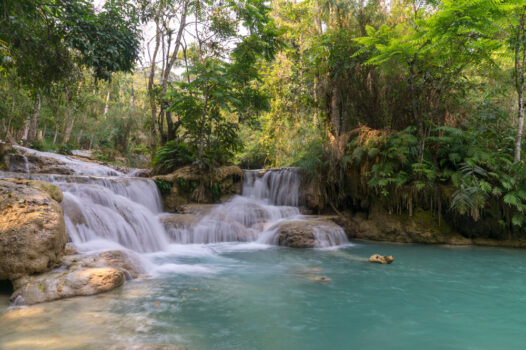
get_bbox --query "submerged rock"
[308,275,332,283]
[368,254,394,264]
[11,249,146,305]
[109,345,187,350]
[0,178,66,281]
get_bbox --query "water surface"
[2,241,526,350]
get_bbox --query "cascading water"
[167,168,349,247]
[0,146,169,253]
[2,146,347,252]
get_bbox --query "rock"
[154,165,243,212]
[11,249,145,305]
[95,250,146,279]
[64,243,78,255]
[0,141,13,170]
[274,217,346,248]
[9,154,75,175]
[11,267,125,305]
[0,178,66,281]
[368,254,394,264]
[349,206,473,246]
[308,275,332,283]
[109,345,187,350]
[161,214,199,242]
[179,204,218,215]
[161,213,199,229]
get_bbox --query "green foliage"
[0,0,142,87]
[154,179,173,195]
[152,140,197,173]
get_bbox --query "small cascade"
[0,167,169,252]
[312,225,349,248]
[12,145,122,176]
[243,168,300,206]
[23,155,30,173]
[170,168,348,247]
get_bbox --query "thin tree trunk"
[53,123,59,145]
[148,18,161,150]
[64,116,76,144]
[27,93,41,144]
[103,90,111,118]
[130,82,135,110]
[161,2,188,142]
[515,13,526,162]
[198,92,209,158]
[62,87,70,145]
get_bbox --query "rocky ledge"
[0,178,144,305]
[11,249,146,305]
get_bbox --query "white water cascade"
[1,147,169,253]
[2,147,348,252]
[166,168,349,247]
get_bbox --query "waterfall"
[0,146,169,253]
[168,168,349,247]
[242,168,300,206]
[2,147,347,251]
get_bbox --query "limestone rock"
[161,213,199,229]
[308,275,332,283]
[9,153,74,175]
[64,243,78,255]
[11,249,145,305]
[179,203,218,215]
[11,266,125,305]
[0,178,66,281]
[276,221,317,248]
[154,165,242,212]
[368,254,394,264]
[274,217,345,248]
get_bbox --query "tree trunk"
[27,93,41,145]
[148,13,162,151]
[63,116,76,145]
[61,87,71,145]
[103,90,110,118]
[53,123,59,145]
[198,92,209,158]
[159,2,188,143]
[515,13,526,162]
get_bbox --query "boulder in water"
[0,178,66,281]
[10,249,145,305]
[368,254,394,264]
[274,217,347,248]
[308,275,332,283]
